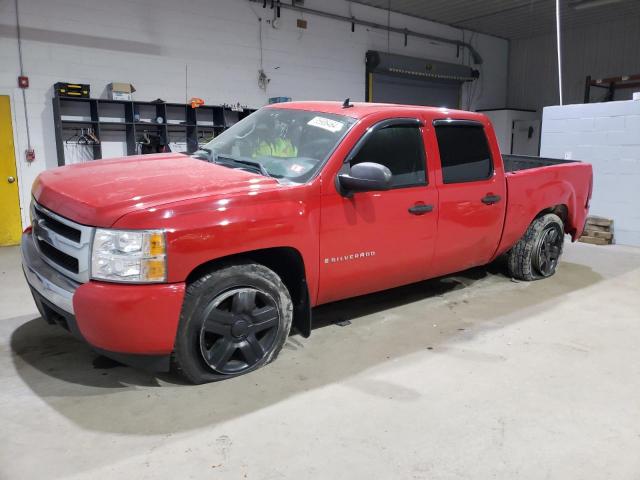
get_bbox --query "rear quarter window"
[434,124,493,184]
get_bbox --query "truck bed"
[503,154,577,173]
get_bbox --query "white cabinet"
[480,109,541,155]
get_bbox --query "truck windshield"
[195,108,357,183]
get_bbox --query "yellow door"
[0,95,22,246]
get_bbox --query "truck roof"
[265,101,486,122]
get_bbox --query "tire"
[507,213,565,281]
[173,262,293,384]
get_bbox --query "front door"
[429,120,506,277]
[318,118,438,305]
[0,96,21,246]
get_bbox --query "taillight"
[586,177,593,209]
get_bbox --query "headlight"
[91,229,166,283]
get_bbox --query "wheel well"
[536,204,569,232]
[185,247,312,338]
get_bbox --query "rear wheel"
[507,213,565,281]
[173,262,293,384]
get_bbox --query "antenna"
[342,98,354,108]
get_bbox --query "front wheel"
[507,213,565,281]
[173,262,293,384]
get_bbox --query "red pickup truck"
[22,101,593,383]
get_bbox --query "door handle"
[408,204,434,215]
[7,176,15,184]
[481,194,501,205]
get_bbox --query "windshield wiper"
[215,155,272,178]
[193,150,272,178]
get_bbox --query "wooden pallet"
[579,216,614,245]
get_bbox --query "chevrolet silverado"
[22,101,593,383]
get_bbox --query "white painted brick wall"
[0,0,508,228]
[541,100,640,246]
[595,116,625,131]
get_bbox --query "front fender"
[112,183,322,303]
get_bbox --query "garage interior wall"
[0,0,507,228]
[508,16,640,111]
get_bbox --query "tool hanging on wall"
[65,128,100,145]
[261,1,283,19]
[137,130,167,155]
[85,128,100,144]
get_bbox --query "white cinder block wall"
[540,100,640,246]
[0,0,508,228]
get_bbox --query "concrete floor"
[1,242,640,479]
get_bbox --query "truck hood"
[33,153,280,227]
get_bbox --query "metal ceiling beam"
[350,0,640,40]
[450,1,537,26]
[249,0,483,64]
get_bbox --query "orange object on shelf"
[190,97,205,108]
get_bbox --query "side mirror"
[337,162,392,196]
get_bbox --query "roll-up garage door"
[365,51,479,109]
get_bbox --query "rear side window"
[351,125,426,188]
[434,124,493,183]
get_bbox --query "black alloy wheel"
[199,287,280,375]
[533,223,564,277]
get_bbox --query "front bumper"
[21,232,186,371]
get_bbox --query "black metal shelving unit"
[52,96,255,166]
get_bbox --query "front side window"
[350,124,426,188]
[196,108,357,183]
[434,124,493,184]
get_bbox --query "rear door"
[429,119,506,277]
[317,118,438,304]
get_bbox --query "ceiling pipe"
[249,0,483,64]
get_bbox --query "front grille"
[35,208,81,243]
[36,238,80,273]
[31,201,94,283]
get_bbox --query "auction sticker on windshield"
[307,116,345,133]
